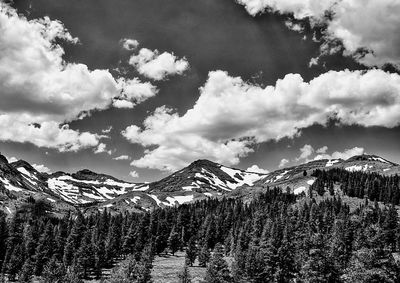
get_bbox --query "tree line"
[311,168,400,204]
[0,177,399,282]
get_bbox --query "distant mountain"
[99,159,267,211]
[47,169,146,204]
[251,154,400,197]
[0,152,399,215]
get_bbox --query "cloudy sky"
[1,0,400,182]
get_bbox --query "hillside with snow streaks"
[1,153,400,214]
[46,172,146,204]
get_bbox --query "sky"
[1,0,400,182]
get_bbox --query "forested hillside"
[1,166,400,282]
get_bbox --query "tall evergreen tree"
[198,243,211,267]
[168,225,181,255]
[204,243,232,283]
[185,237,197,266]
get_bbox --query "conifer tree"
[198,243,211,267]
[168,225,180,255]
[18,258,34,283]
[34,221,54,275]
[76,229,94,278]
[41,256,66,283]
[204,243,232,283]
[185,237,197,266]
[63,264,84,283]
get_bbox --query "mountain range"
[0,152,399,215]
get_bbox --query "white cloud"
[308,57,319,67]
[129,170,139,178]
[0,3,157,151]
[94,143,112,155]
[32,164,52,174]
[114,78,158,108]
[121,38,139,50]
[236,0,400,68]
[112,99,135,109]
[285,20,304,32]
[0,119,100,152]
[314,146,365,160]
[246,164,269,174]
[123,69,400,171]
[101,126,113,134]
[279,158,289,168]
[316,146,328,154]
[113,155,130,161]
[129,48,189,80]
[296,144,314,161]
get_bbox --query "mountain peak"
[346,154,397,165]
[189,159,219,168]
[11,159,36,171]
[0,154,9,166]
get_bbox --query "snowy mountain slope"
[0,156,69,215]
[148,159,267,193]
[95,159,268,213]
[1,152,399,215]
[252,154,400,197]
[46,170,147,204]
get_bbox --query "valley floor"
[151,252,206,283]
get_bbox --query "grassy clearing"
[151,251,206,283]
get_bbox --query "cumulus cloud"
[294,144,365,161]
[113,78,158,108]
[296,144,314,161]
[94,143,112,155]
[123,68,400,171]
[32,164,52,174]
[316,146,328,154]
[314,146,365,160]
[101,126,113,134]
[0,3,157,151]
[279,158,290,168]
[112,99,135,109]
[289,144,364,165]
[246,165,269,174]
[113,155,130,161]
[236,0,400,68]
[129,170,139,178]
[129,48,189,80]
[121,38,139,50]
[0,119,100,152]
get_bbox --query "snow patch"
[307,179,315,185]
[0,177,23,192]
[131,196,141,203]
[275,170,289,181]
[82,192,104,200]
[345,164,373,172]
[325,159,340,167]
[104,179,135,188]
[294,186,307,195]
[370,156,389,163]
[221,166,265,189]
[149,194,168,206]
[17,167,39,180]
